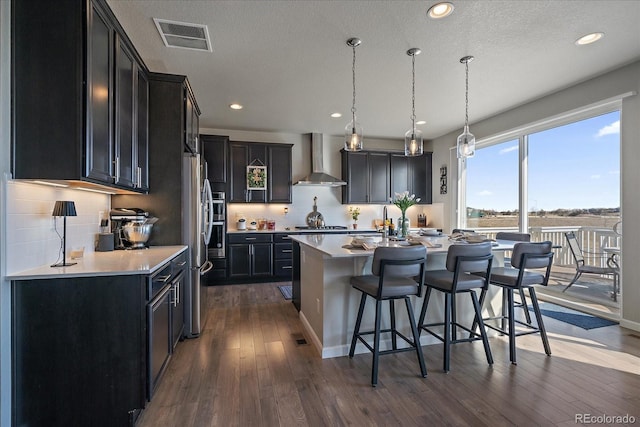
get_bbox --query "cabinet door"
[148,284,172,399]
[268,144,292,203]
[409,153,432,204]
[136,69,149,191]
[390,154,409,197]
[229,144,249,202]
[86,2,114,184]
[115,36,136,188]
[369,152,390,203]
[228,244,251,278]
[251,243,273,276]
[342,151,369,203]
[185,92,195,153]
[201,135,228,183]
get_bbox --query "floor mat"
[278,285,292,300]
[530,302,617,330]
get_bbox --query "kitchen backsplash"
[226,185,443,231]
[6,181,109,274]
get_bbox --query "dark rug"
[529,302,617,330]
[278,285,292,300]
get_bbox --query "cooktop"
[295,225,348,230]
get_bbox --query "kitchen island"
[290,234,512,359]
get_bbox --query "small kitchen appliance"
[110,208,150,249]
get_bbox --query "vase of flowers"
[391,191,420,238]
[349,206,360,229]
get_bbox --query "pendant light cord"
[411,52,416,130]
[464,59,469,128]
[351,44,357,122]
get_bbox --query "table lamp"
[51,200,77,267]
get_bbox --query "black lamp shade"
[52,201,77,217]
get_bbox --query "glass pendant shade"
[344,117,363,151]
[404,128,423,156]
[457,125,476,158]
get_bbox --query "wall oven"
[209,221,225,258]
[212,191,225,221]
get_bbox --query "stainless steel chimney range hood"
[295,133,346,187]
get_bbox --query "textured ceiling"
[106,0,640,140]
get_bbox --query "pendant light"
[345,37,363,151]
[404,48,423,156]
[457,55,476,159]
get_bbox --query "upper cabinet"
[342,150,432,204]
[341,151,390,204]
[12,0,149,193]
[390,153,432,204]
[228,142,293,203]
[201,134,229,185]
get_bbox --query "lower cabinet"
[12,251,187,426]
[273,233,294,278]
[228,233,273,278]
[12,275,147,426]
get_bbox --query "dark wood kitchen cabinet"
[12,275,147,426]
[341,151,390,203]
[228,142,293,203]
[390,152,433,204]
[342,150,432,204]
[12,0,149,193]
[201,134,229,185]
[228,233,273,278]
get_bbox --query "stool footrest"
[419,322,486,344]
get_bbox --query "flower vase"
[400,213,409,238]
[352,223,358,230]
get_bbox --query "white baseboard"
[619,318,640,332]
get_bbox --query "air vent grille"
[153,18,212,52]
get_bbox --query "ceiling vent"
[153,18,212,52]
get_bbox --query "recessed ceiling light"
[229,103,243,110]
[427,2,454,19]
[575,32,604,46]
[416,120,426,125]
[330,112,342,118]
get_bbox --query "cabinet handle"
[113,157,120,183]
[137,166,142,188]
[245,237,257,240]
[176,261,187,267]
[282,249,292,253]
[155,274,171,284]
[282,266,292,269]
[282,236,291,240]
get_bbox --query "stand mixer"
[110,208,153,249]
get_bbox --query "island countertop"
[6,245,188,280]
[289,233,516,258]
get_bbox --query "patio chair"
[563,231,620,301]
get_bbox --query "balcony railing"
[478,226,621,268]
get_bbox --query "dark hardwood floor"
[137,282,640,426]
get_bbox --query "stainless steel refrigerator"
[183,153,214,337]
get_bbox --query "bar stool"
[417,242,494,373]
[495,232,532,325]
[475,241,554,364]
[349,245,427,387]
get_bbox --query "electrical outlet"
[98,211,105,224]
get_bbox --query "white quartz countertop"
[290,234,516,258]
[7,245,188,280]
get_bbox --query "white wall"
[5,182,109,274]
[430,60,640,329]
[201,128,445,230]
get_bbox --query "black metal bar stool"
[474,241,554,364]
[495,232,533,325]
[349,245,427,387]
[417,242,494,373]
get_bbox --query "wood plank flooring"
[136,282,640,427]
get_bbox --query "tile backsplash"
[6,181,109,274]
